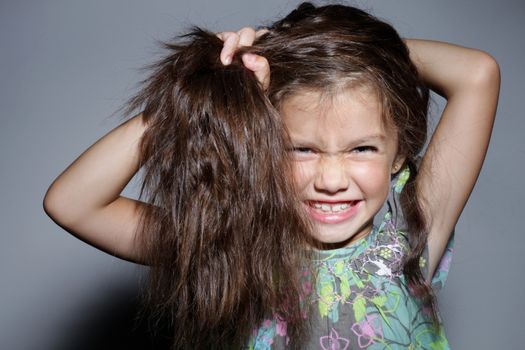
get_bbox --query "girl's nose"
[314,156,349,194]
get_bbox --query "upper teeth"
[313,202,351,213]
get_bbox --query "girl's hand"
[217,27,270,90]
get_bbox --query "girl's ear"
[391,154,406,174]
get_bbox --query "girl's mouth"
[303,200,362,224]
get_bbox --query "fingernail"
[224,55,232,65]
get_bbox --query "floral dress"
[247,167,455,349]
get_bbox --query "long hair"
[122,2,441,348]
[123,29,314,348]
[252,2,439,328]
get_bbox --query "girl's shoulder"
[379,165,456,291]
[375,210,455,291]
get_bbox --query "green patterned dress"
[247,167,455,349]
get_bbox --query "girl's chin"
[310,222,374,249]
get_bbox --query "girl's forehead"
[280,86,399,149]
[281,86,391,132]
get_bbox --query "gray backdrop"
[1,0,523,349]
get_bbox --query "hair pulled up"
[124,29,314,348]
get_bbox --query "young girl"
[43,2,499,349]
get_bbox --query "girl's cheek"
[352,160,390,195]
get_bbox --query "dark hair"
[122,2,439,348]
[123,29,315,348]
[254,1,438,328]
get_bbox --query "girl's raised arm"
[43,113,150,264]
[406,40,500,281]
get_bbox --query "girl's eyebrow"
[352,134,387,144]
[288,134,387,148]
[290,134,386,142]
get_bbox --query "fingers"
[255,28,269,38]
[237,27,256,47]
[218,27,257,65]
[242,53,271,90]
[217,31,239,65]
[217,27,271,89]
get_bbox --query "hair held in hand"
[121,2,440,348]
[123,28,314,348]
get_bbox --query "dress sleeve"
[420,230,455,291]
[391,165,455,291]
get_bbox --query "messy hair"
[123,29,314,348]
[123,2,439,348]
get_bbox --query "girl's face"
[281,86,403,248]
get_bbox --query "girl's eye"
[293,147,314,153]
[353,146,377,153]
[290,147,317,160]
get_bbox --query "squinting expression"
[281,86,403,248]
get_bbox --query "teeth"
[332,204,349,212]
[310,201,354,213]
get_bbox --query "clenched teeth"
[310,201,356,213]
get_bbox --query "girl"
[43,2,499,349]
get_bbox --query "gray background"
[1,0,523,349]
